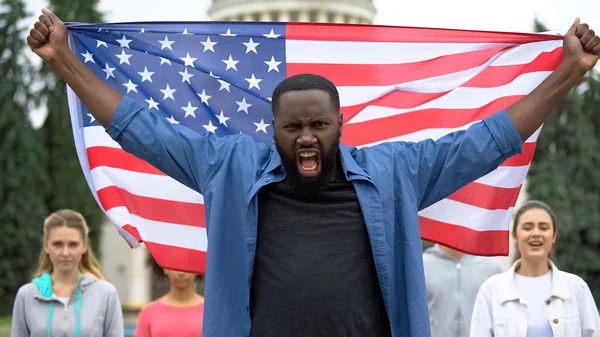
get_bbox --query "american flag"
[64,21,563,274]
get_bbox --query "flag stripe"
[97,186,206,228]
[88,146,165,175]
[419,217,509,256]
[106,206,208,251]
[418,199,513,231]
[446,182,522,211]
[285,22,562,44]
[287,46,512,86]
[144,241,207,274]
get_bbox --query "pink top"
[135,300,204,337]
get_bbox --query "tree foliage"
[0,0,48,315]
[42,0,106,256]
[527,18,600,302]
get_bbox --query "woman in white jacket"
[470,200,600,337]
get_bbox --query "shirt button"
[553,319,559,324]
[546,299,552,305]
[264,177,270,182]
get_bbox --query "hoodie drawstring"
[34,273,83,337]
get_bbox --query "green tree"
[0,0,49,315]
[42,0,105,256]
[526,18,600,302]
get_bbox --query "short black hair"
[271,73,340,115]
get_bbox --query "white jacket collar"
[499,259,572,303]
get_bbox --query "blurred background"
[1,0,599,335]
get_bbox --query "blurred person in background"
[470,200,600,337]
[10,209,124,337]
[423,243,505,337]
[134,256,204,337]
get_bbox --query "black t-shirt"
[249,168,392,337]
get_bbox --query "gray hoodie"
[10,273,124,337]
[423,245,505,337]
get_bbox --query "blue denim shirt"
[106,95,523,337]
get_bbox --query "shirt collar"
[499,259,572,303]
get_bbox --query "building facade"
[208,0,377,24]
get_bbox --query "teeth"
[299,152,317,157]
[300,163,318,171]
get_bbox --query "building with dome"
[208,0,377,24]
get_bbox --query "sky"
[22,0,600,126]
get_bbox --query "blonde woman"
[11,209,124,337]
[470,201,600,337]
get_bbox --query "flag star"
[216,110,230,126]
[102,63,115,79]
[201,36,217,52]
[115,49,132,65]
[245,73,262,90]
[242,38,260,54]
[87,114,96,123]
[158,36,175,50]
[217,79,231,92]
[209,71,219,78]
[220,28,237,36]
[267,97,272,101]
[180,52,197,68]
[179,68,194,84]
[236,97,252,113]
[116,34,132,48]
[160,84,177,100]
[140,28,146,33]
[203,120,218,133]
[197,89,211,105]
[145,97,159,110]
[159,57,172,65]
[263,29,281,39]
[81,50,94,63]
[97,28,102,32]
[166,116,179,124]
[181,28,192,35]
[254,119,270,133]
[122,79,138,93]
[222,55,239,71]
[265,56,281,72]
[181,101,198,118]
[137,67,154,82]
[96,40,107,48]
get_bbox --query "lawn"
[0,317,10,337]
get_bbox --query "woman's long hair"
[33,209,103,279]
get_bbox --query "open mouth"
[296,149,321,178]
[528,241,543,248]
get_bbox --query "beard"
[276,136,340,198]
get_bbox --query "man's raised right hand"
[27,8,68,62]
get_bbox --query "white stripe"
[84,126,121,149]
[356,124,540,147]
[491,40,562,66]
[345,71,551,123]
[286,40,514,64]
[106,206,207,251]
[90,166,204,204]
[475,165,531,189]
[419,199,514,231]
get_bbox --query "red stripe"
[87,146,165,175]
[286,22,562,43]
[341,91,448,122]
[97,186,206,228]
[341,95,523,146]
[122,224,142,242]
[503,142,537,167]
[419,217,510,256]
[145,241,207,274]
[288,47,511,87]
[446,182,523,211]
[462,48,564,87]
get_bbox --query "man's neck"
[439,245,464,261]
